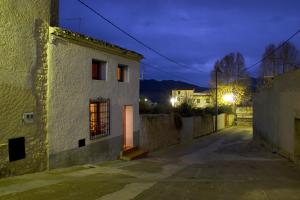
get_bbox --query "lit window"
[89,99,110,139]
[117,65,128,82]
[92,60,107,80]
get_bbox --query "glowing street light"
[170,97,177,107]
[223,93,235,103]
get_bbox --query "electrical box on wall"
[23,112,34,124]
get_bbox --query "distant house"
[0,1,143,177]
[171,89,213,108]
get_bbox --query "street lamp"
[222,93,235,104]
[222,92,237,126]
[170,97,177,107]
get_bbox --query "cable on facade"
[244,29,300,72]
[77,0,206,73]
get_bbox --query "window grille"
[89,99,110,139]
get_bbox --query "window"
[117,65,128,82]
[89,99,110,139]
[206,98,210,103]
[92,60,107,80]
[197,99,200,103]
[9,137,26,162]
[78,139,86,147]
[178,91,181,94]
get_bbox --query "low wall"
[140,113,234,151]
[236,106,253,126]
[213,113,226,131]
[139,114,180,152]
[181,115,214,143]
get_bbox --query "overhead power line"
[245,28,300,71]
[77,0,206,73]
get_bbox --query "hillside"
[140,79,208,104]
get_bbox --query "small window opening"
[117,65,128,82]
[92,60,107,80]
[78,139,86,147]
[9,137,26,162]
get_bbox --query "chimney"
[50,0,59,26]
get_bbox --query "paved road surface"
[1,127,300,200]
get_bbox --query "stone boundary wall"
[236,106,253,126]
[140,114,235,152]
[139,114,180,152]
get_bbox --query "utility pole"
[214,66,221,132]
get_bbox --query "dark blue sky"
[60,0,300,87]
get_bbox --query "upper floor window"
[117,65,128,82]
[178,91,181,94]
[206,98,210,103]
[197,99,200,103]
[92,60,107,80]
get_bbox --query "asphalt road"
[1,127,300,200]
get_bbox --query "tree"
[209,52,251,106]
[210,52,250,87]
[210,83,249,106]
[259,44,279,77]
[278,41,299,73]
[259,42,299,78]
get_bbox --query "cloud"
[60,0,300,86]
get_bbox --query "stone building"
[171,89,213,108]
[0,0,143,177]
[253,69,300,162]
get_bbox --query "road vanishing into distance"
[1,127,300,200]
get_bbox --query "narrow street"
[1,127,300,200]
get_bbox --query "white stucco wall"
[47,35,140,155]
[254,69,300,159]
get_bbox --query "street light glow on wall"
[223,93,235,103]
[170,97,177,107]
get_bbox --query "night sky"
[60,0,300,87]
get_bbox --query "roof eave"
[49,27,144,62]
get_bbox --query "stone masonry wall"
[139,114,180,152]
[0,0,51,178]
[140,114,235,152]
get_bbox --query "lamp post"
[222,92,236,126]
[215,66,222,132]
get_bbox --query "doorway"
[295,118,300,159]
[123,105,134,150]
